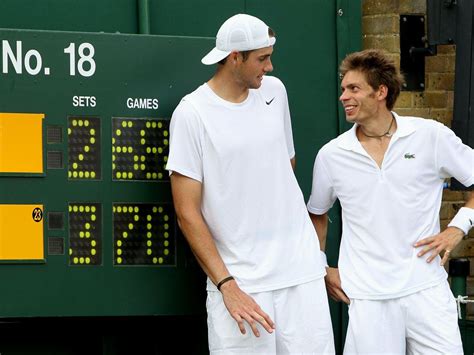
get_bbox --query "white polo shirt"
[308,113,474,299]
[167,76,325,293]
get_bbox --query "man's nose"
[265,59,273,73]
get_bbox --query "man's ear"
[229,51,240,64]
[377,84,388,101]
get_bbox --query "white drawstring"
[455,295,474,319]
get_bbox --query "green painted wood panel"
[149,0,245,37]
[0,0,138,34]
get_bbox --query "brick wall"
[362,0,473,317]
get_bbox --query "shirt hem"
[460,176,474,187]
[206,272,326,294]
[346,276,446,300]
[166,166,203,183]
[307,204,330,215]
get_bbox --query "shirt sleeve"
[165,99,204,182]
[307,150,337,214]
[436,124,474,187]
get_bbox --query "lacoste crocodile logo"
[404,153,415,159]
[266,97,275,105]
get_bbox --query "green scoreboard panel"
[0,29,213,317]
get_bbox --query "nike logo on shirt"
[266,97,275,105]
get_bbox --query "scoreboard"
[0,29,213,317]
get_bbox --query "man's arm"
[170,172,275,336]
[310,212,328,251]
[290,157,296,171]
[309,212,350,304]
[415,191,474,265]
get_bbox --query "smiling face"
[234,46,274,89]
[339,70,387,124]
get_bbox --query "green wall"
[0,1,361,353]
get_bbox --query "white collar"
[337,112,417,152]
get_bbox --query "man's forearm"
[309,212,328,251]
[170,173,231,286]
[465,191,474,208]
[177,210,230,285]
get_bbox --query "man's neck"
[207,69,249,103]
[357,109,395,139]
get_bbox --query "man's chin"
[345,114,356,123]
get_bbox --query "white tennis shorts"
[207,278,335,354]
[344,281,463,355]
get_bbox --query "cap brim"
[201,47,231,65]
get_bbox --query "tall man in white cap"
[308,49,474,354]
[166,13,334,354]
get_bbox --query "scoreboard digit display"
[113,203,174,266]
[68,117,101,180]
[111,118,169,181]
[69,203,102,265]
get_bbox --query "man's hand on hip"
[325,267,350,304]
[414,226,464,266]
[220,280,275,337]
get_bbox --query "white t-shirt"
[308,113,474,299]
[167,76,325,293]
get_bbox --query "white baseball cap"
[201,14,276,65]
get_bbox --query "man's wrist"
[217,275,235,291]
[449,225,468,239]
[448,207,474,236]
